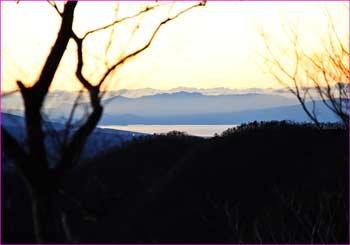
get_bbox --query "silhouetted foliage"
[164,130,189,137]
[221,120,346,137]
[3,122,348,243]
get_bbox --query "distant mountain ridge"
[105,87,297,98]
[3,90,300,119]
[101,92,298,117]
[2,87,337,125]
[2,87,296,112]
[100,100,340,125]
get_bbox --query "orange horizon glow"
[1,1,349,92]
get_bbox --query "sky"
[1,1,349,91]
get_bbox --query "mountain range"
[100,100,339,125]
[1,86,297,112]
[1,87,339,125]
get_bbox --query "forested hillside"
[2,122,348,243]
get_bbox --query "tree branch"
[32,1,77,103]
[54,1,205,177]
[61,90,84,151]
[71,33,94,91]
[82,3,165,39]
[98,1,205,87]
[55,101,102,178]
[47,1,63,17]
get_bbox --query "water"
[99,125,237,137]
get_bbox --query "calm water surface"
[100,125,237,137]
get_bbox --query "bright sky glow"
[1,1,348,91]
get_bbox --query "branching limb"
[32,1,77,103]
[82,3,166,39]
[6,2,78,182]
[259,11,349,127]
[47,1,62,17]
[55,30,103,177]
[98,1,205,87]
[55,101,102,178]
[61,90,84,151]
[54,1,205,177]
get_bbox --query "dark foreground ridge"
[2,121,349,243]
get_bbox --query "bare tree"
[1,1,205,243]
[259,8,349,127]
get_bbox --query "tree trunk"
[30,187,65,243]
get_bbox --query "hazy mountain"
[101,92,298,117]
[100,100,340,125]
[3,90,300,120]
[99,87,299,98]
[1,87,296,112]
[3,88,334,124]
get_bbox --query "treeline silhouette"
[2,121,348,243]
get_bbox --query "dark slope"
[2,122,348,243]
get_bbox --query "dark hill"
[2,122,348,243]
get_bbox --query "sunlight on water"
[99,125,237,137]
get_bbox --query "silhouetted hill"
[2,122,348,243]
[1,113,145,170]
